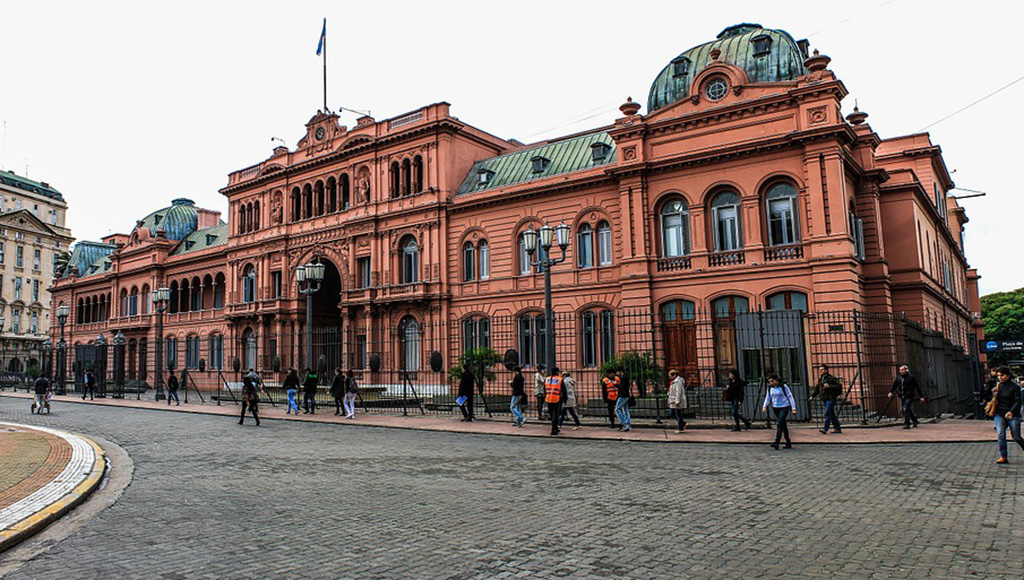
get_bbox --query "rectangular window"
[598,225,612,265]
[209,335,223,370]
[478,243,489,279]
[32,279,39,302]
[581,312,596,368]
[165,338,178,370]
[518,316,534,367]
[30,311,39,334]
[577,229,594,268]
[0,243,5,265]
[358,257,371,288]
[768,198,797,245]
[850,212,865,260]
[14,277,21,300]
[714,206,740,251]
[129,294,138,316]
[519,238,532,275]
[186,336,200,369]
[600,310,615,363]
[11,308,20,333]
[271,271,282,299]
[462,318,476,353]
[33,249,40,270]
[354,334,367,369]
[15,245,23,268]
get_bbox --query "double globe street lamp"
[522,221,571,372]
[55,304,70,394]
[296,261,326,372]
[152,287,171,400]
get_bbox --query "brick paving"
[0,395,1021,579]
[0,426,70,511]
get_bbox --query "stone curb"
[0,423,106,552]
[1,392,994,445]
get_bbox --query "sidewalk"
[0,391,995,444]
[0,421,105,551]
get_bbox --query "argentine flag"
[316,19,326,56]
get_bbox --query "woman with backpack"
[344,370,359,419]
[238,374,261,426]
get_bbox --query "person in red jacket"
[544,367,566,436]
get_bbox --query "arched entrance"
[309,258,343,374]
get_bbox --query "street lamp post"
[95,333,107,397]
[523,221,571,372]
[42,338,52,383]
[296,261,325,372]
[152,287,171,401]
[55,305,70,394]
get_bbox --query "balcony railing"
[656,256,692,272]
[765,244,804,262]
[709,250,746,267]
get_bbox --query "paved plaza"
[0,396,1021,579]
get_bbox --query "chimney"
[197,208,222,229]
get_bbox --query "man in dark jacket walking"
[458,365,475,422]
[302,368,318,414]
[82,368,96,400]
[889,365,924,428]
[813,364,843,434]
[32,375,50,414]
[238,374,261,426]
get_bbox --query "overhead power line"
[918,73,1024,132]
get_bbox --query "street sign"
[980,339,1024,353]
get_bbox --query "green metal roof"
[456,130,616,196]
[65,241,116,278]
[648,23,807,113]
[0,169,65,202]
[171,223,228,256]
[136,198,200,241]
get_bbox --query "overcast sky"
[0,0,1019,295]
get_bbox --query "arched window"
[478,240,489,280]
[245,202,253,232]
[518,231,546,275]
[252,200,260,231]
[766,291,808,312]
[168,281,179,314]
[186,334,200,369]
[661,299,696,321]
[461,316,491,353]
[661,198,691,257]
[413,155,424,193]
[302,184,313,219]
[165,335,178,371]
[576,224,594,268]
[765,182,799,246]
[213,272,225,309]
[290,187,301,221]
[390,162,401,198]
[340,174,351,210]
[399,316,420,371]
[401,158,412,196]
[129,287,139,316]
[463,241,476,281]
[190,276,202,311]
[327,177,337,213]
[242,264,257,303]
[597,221,612,266]
[141,286,149,315]
[315,180,325,216]
[401,236,419,284]
[711,191,742,252]
[238,204,247,234]
[712,295,749,319]
[179,278,190,313]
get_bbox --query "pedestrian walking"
[559,371,581,430]
[601,370,619,429]
[32,375,50,414]
[667,369,687,433]
[510,366,526,427]
[82,368,96,400]
[283,368,300,415]
[813,364,843,434]
[615,368,632,432]
[984,366,1024,464]
[330,368,346,415]
[458,364,475,422]
[344,370,359,419]
[167,373,180,406]
[533,365,547,420]
[238,374,261,426]
[762,373,796,450]
[302,368,318,414]
[544,366,566,435]
[889,364,924,429]
[723,370,751,431]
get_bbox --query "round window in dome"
[705,78,729,101]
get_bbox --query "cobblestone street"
[1,396,1021,579]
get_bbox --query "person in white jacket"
[667,369,688,433]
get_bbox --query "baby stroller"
[31,393,52,415]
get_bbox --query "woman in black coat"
[458,365,475,422]
[723,370,751,431]
[987,365,1024,464]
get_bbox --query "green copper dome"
[137,198,199,241]
[647,24,808,113]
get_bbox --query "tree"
[600,351,664,397]
[981,287,1024,366]
[447,347,502,393]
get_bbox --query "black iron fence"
[3,309,983,424]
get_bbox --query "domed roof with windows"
[135,197,200,241]
[647,23,808,113]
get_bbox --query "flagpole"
[322,19,328,112]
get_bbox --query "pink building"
[49,24,982,419]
